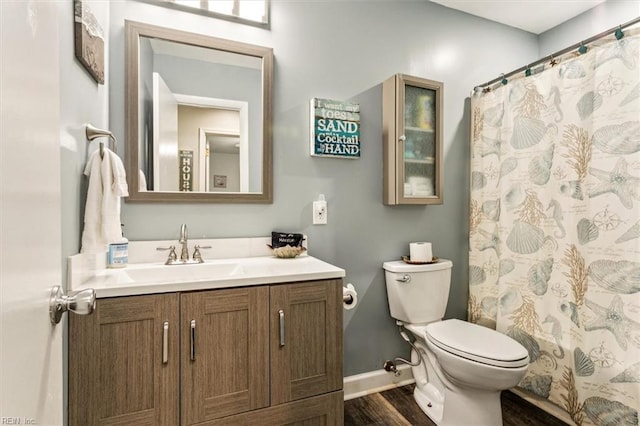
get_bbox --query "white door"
[1,2,63,425]
[152,72,179,191]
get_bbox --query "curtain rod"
[476,15,640,89]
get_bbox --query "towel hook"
[86,124,117,159]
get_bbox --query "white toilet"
[383,259,529,426]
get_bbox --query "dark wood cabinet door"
[270,279,343,405]
[69,293,179,426]
[181,286,270,425]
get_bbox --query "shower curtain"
[469,28,639,425]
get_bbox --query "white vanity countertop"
[71,254,346,298]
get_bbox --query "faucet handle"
[157,245,177,264]
[192,245,212,263]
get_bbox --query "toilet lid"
[425,319,529,368]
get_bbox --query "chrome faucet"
[156,224,211,265]
[179,224,189,261]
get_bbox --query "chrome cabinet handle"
[278,309,285,347]
[162,321,169,364]
[190,320,196,361]
[396,274,411,283]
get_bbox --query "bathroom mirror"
[125,20,273,203]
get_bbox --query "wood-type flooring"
[344,385,569,426]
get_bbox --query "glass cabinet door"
[402,84,437,199]
[383,74,443,205]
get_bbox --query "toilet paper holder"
[342,283,357,310]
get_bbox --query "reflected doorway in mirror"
[202,130,243,193]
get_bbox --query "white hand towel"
[107,149,129,198]
[81,150,104,253]
[80,148,129,253]
[139,169,147,192]
[101,149,128,244]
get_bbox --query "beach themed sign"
[74,0,105,84]
[310,98,360,158]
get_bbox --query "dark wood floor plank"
[379,385,434,425]
[345,385,570,426]
[344,393,413,426]
[501,390,569,426]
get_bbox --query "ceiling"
[429,0,607,34]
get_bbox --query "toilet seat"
[421,319,529,368]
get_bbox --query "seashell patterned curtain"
[469,28,640,425]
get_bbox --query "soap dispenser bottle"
[107,225,128,268]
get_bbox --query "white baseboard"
[343,364,415,401]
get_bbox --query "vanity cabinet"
[68,293,180,425]
[69,279,343,425]
[382,73,443,205]
[180,286,270,424]
[270,280,343,405]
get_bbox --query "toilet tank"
[383,259,453,324]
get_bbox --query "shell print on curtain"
[470,29,640,426]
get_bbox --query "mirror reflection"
[125,21,273,203]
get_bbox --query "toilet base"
[414,382,503,426]
[413,383,443,423]
[410,342,505,426]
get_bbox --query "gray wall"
[58,1,110,423]
[92,1,637,378]
[539,0,640,56]
[60,0,110,274]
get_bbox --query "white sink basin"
[72,250,346,298]
[123,262,244,284]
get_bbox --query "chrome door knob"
[49,286,96,324]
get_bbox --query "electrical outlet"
[313,200,327,225]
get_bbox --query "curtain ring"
[525,65,532,77]
[615,25,624,40]
[550,55,559,67]
[578,42,588,55]
[500,73,508,85]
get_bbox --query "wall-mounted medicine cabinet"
[383,74,443,205]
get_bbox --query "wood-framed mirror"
[125,20,273,203]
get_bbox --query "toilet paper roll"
[343,283,358,310]
[410,242,432,262]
